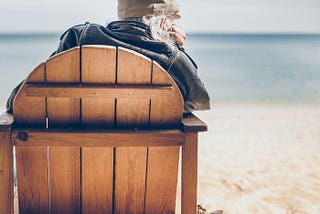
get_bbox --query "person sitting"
[6,0,210,113]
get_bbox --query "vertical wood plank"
[45,47,81,214]
[13,63,48,213]
[81,46,116,128]
[116,47,151,128]
[82,147,114,214]
[49,147,80,214]
[145,147,180,214]
[150,62,183,128]
[13,63,46,127]
[115,147,147,214]
[182,133,198,214]
[81,46,116,213]
[115,48,150,213]
[15,147,49,214]
[46,47,80,128]
[0,130,13,214]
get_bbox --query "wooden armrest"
[0,112,13,131]
[181,113,208,133]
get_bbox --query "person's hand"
[160,17,186,46]
[169,24,186,46]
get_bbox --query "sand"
[194,102,320,214]
[2,102,320,214]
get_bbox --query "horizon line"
[0,31,320,36]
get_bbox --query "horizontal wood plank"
[12,130,185,147]
[25,84,173,99]
[182,113,208,132]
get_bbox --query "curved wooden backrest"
[13,45,184,129]
[13,46,183,214]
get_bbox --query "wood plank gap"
[115,46,118,84]
[112,147,116,214]
[80,147,83,214]
[114,99,117,128]
[143,148,149,214]
[148,99,151,128]
[47,147,51,214]
[80,99,83,125]
[80,46,83,83]
[45,97,49,129]
[150,60,154,84]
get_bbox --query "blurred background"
[1,0,320,213]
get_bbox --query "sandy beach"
[2,101,320,214]
[194,102,320,213]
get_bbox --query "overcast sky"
[1,0,320,33]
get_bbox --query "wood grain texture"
[49,147,80,214]
[15,147,49,214]
[182,133,198,214]
[46,47,80,128]
[13,64,47,214]
[150,62,183,128]
[45,48,81,213]
[82,147,114,214]
[81,46,116,128]
[12,130,184,147]
[182,113,208,132]
[115,147,147,214]
[25,84,173,99]
[13,63,46,128]
[116,47,152,128]
[0,130,13,214]
[145,147,180,214]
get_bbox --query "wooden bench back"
[13,45,183,128]
[13,46,183,214]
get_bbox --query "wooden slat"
[182,133,198,214]
[13,63,46,127]
[45,47,81,214]
[25,84,173,98]
[49,147,80,214]
[115,48,151,213]
[150,62,183,128]
[0,129,13,214]
[46,47,80,128]
[81,46,116,128]
[12,130,184,147]
[145,147,180,214]
[81,46,117,84]
[182,113,208,132]
[82,147,114,214]
[81,47,116,214]
[16,147,49,214]
[13,64,48,214]
[115,147,147,214]
[116,47,152,128]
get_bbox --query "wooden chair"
[0,45,207,214]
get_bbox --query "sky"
[0,0,320,33]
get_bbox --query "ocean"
[1,33,320,110]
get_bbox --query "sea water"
[1,33,320,110]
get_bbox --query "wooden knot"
[18,132,28,141]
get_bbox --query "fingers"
[170,24,186,46]
[169,31,185,46]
